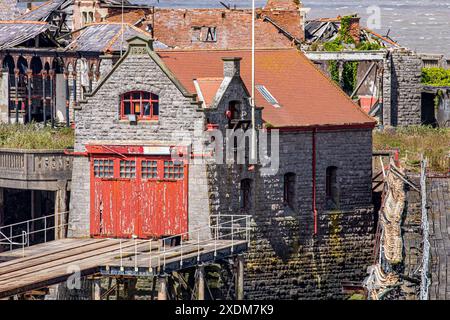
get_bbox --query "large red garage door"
[90,154,188,239]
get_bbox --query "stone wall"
[383,48,422,126]
[208,129,375,299]
[69,39,210,237]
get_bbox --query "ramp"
[0,215,250,299]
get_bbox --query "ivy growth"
[422,67,450,87]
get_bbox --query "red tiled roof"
[158,48,376,128]
[195,78,223,107]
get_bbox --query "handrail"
[103,214,252,273]
[0,211,68,252]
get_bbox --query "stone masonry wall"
[208,129,375,299]
[383,48,422,126]
[69,41,210,237]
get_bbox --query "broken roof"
[0,21,50,50]
[18,0,68,21]
[66,23,167,53]
[158,48,375,128]
[151,8,302,50]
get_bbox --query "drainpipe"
[312,128,318,235]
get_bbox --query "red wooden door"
[90,155,188,239]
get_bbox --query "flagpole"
[251,0,256,161]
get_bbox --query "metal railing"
[110,214,252,273]
[0,211,68,254]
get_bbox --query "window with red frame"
[120,91,159,120]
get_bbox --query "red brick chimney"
[348,16,361,44]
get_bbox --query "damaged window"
[120,91,159,121]
[205,27,217,42]
[191,26,217,42]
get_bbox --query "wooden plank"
[0,239,105,271]
[0,240,144,283]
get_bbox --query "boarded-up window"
[94,159,114,178]
[240,178,253,211]
[326,166,339,209]
[120,160,136,178]
[284,172,296,209]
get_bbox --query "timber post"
[157,275,168,300]
[92,278,101,300]
[235,255,244,300]
[197,264,205,300]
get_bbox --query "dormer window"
[120,91,159,121]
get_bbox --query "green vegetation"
[421,67,450,87]
[373,126,450,173]
[321,15,382,93]
[0,123,74,150]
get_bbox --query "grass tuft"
[0,123,74,150]
[373,126,450,173]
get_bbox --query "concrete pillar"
[197,265,205,300]
[55,186,68,240]
[92,278,101,300]
[235,255,244,300]
[157,275,168,300]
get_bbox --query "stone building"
[68,35,376,299]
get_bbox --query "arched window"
[284,173,296,209]
[120,91,159,120]
[240,178,253,211]
[326,166,339,209]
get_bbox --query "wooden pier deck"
[0,237,248,299]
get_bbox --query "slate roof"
[158,48,376,128]
[18,0,67,22]
[0,21,50,50]
[0,0,24,21]
[66,23,168,53]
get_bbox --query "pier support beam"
[158,275,168,300]
[235,255,244,300]
[92,278,101,300]
[197,265,205,300]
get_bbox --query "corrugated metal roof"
[18,0,67,21]
[0,21,50,50]
[66,23,168,53]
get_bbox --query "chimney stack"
[222,57,242,78]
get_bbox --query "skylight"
[256,85,280,108]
